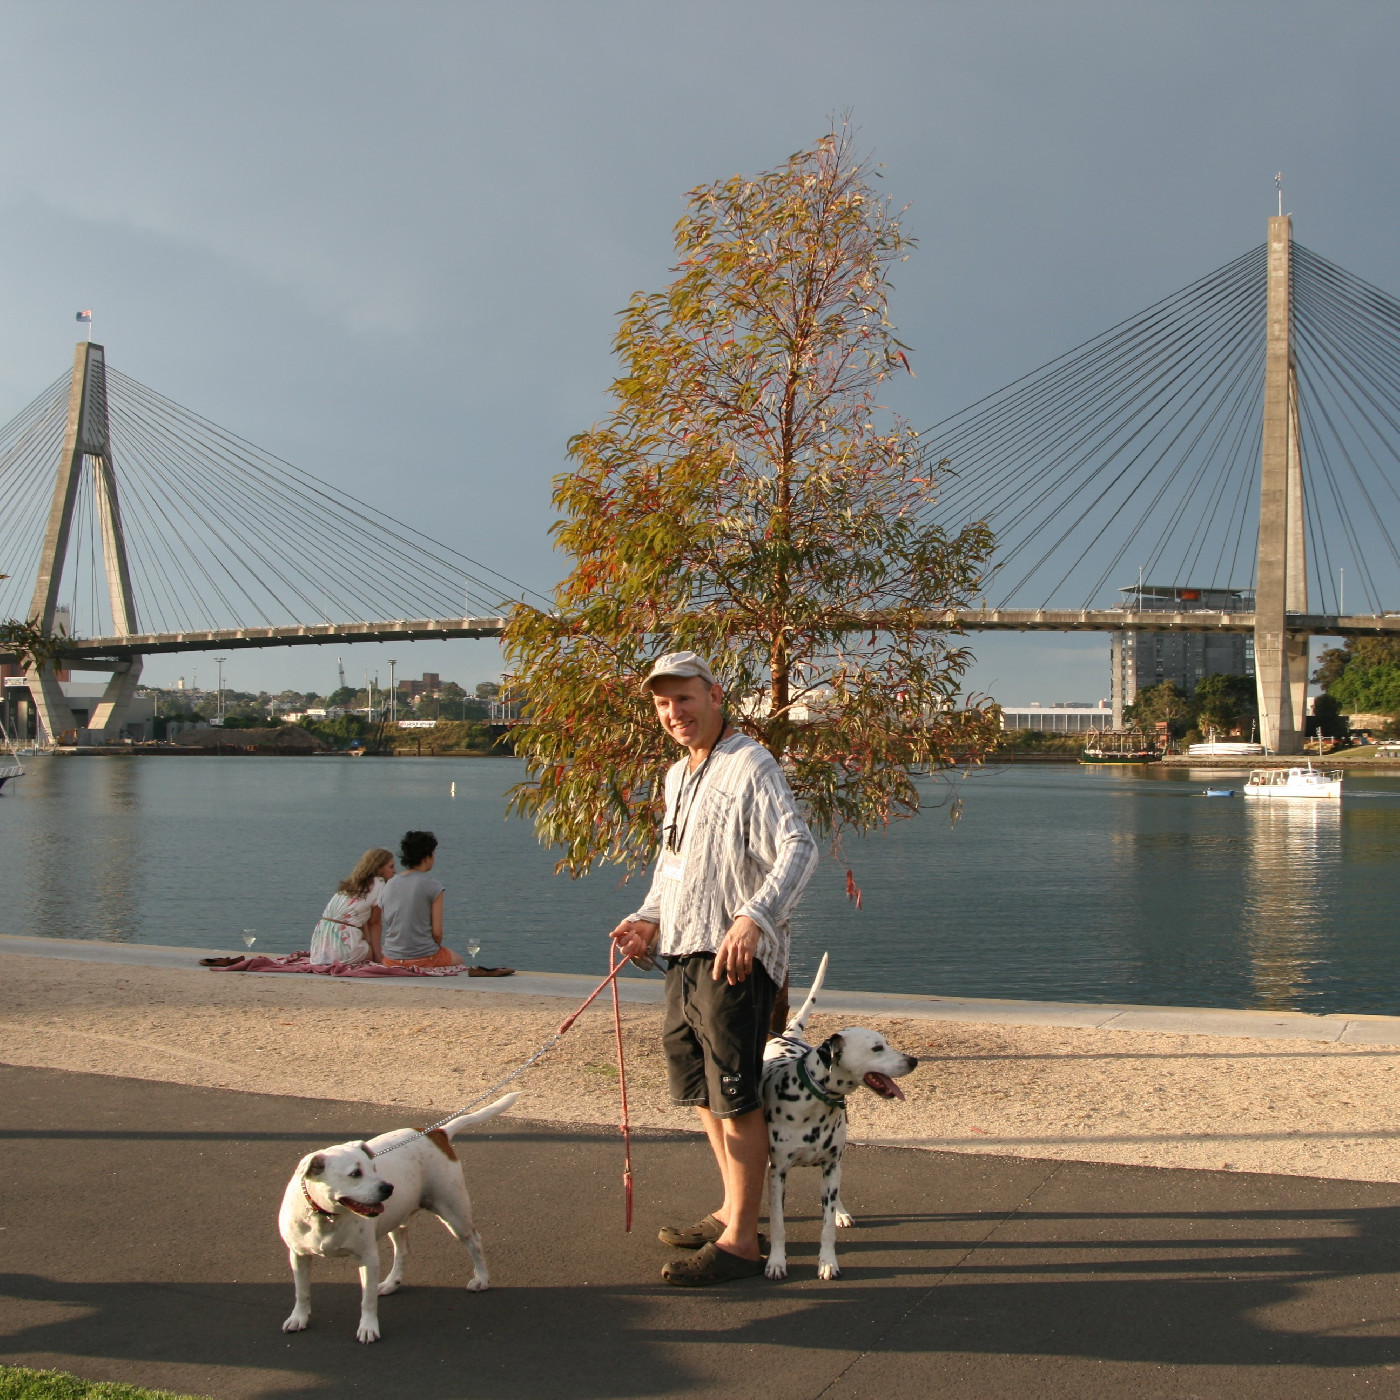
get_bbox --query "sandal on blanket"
[662,1241,766,1287]
[467,965,515,977]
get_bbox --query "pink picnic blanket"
[207,952,462,978]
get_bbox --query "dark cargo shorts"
[663,953,777,1119]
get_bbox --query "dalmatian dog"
[761,955,918,1280]
[278,1093,518,1343]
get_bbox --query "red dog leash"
[555,944,634,1230]
[378,948,639,1232]
[611,944,635,1232]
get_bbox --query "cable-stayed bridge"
[0,342,546,742]
[912,216,1400,749]
[2,215,1399,751]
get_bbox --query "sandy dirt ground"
[3,953,1399,1183]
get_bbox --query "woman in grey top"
[379,830,465,968]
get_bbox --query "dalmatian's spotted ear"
[817,1034,844,1065]
[304,1154,327,1178]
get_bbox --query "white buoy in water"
[450,781,456,798]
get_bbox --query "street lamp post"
[388,659,397,727]
[213,656,227,722]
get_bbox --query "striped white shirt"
[630,732,819,986]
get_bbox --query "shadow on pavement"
[3,1064,1400,1399]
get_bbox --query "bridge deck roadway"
[47,616,513,661]
[44,609,1400,660]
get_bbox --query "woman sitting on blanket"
[308,847,395,966]
[379,829,465,969]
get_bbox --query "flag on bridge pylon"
[75,310,92,323]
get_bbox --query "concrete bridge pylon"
[26,340,143,743]
[1255,216,1310,754]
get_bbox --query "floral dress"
[309,877,385,965]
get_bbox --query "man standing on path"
[611,652,819,1286]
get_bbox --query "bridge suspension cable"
[0,374,74,623]
[917,241,1400,616]
[7,236,1400,655]
[1292,244,1400,614]
[0,366,551,639]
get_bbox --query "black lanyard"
[664,732,730,854]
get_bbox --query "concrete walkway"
[6,931,1400,1045]
[2,1063,1400,1399]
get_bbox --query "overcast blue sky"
[2,1,1396,701]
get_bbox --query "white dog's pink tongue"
[864,1072,904,1100]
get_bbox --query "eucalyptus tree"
[507,126,999,878]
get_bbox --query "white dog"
[278,1093,518,1343]
[761,955,918,1281]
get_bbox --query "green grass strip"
[0,1366,209,1400]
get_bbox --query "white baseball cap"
[640,650,718,692]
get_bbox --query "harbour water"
[3,755,1399,1015]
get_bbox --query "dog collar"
[796,1055,846,1110]
[302,1177,337,1220]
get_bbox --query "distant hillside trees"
[1124,680,1191,735]
[1190,674,1257,734]
[1126,675,1257,740]
[297,713,371,747]
[1313,638,1400,722]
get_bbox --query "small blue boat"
[1204,788,1236,798]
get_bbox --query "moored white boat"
[1242,763,1343,800]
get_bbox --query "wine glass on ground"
[242,930,257,949]
[466,939,480,966]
